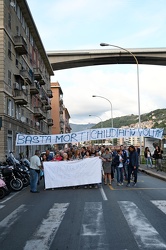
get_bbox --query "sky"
[27,0,166,125]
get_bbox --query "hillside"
[92,108,166,129]
[70,123,95,132]
[70,109,166,132]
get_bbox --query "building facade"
[51,82,71,136]
[0,0,54,160]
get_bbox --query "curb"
[139,167,166,182]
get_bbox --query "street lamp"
[92,95,113,128]
[100,42,141,152]
[100,42,141,130]
[89,114,103,128]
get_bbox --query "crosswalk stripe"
[118,201,166,249]
[79,202,109,250]
[100,186,108,200]
[24,203,69,250]
[151,200,166,214]
[0,204,28,239]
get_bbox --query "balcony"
[47,119,53,126]
[14,36,28,55]
[47,90,53,98]
[40,96,48,105]
[33,68,42,80]
[34,107,46,120]
[39,78,46,85]
[13,90,28,105]
[30,81,40,95]
[60,118,64,124]
[45,104,52,111]
[20,69,33,84]
[59,107,63,114]
[65,124,72,133]
[59,98,63,105]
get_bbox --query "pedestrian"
[101,148,112,185]
[144,147,152,168]
[126,145,139,187]
[40,153,47,190]
[114,149,124,186]
[80,146,86,159]
[52,152,63,161]
[153,146,163,171]
[120,145,128,180]
[62,152,69,161]
[29,149,43,193]
[45,149,53,161]
[111,146,117,181]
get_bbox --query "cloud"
[27,0,166,124]
[51,64,166,124]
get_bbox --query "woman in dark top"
[153,146,163,171]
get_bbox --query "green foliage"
[92,108,166,129]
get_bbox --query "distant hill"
[70,109,166,131]
[92,108,166,129]
[70,123,95,132]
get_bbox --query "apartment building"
[51,82,71,135]
[0,0,54,160]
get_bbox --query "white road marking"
[118,201,166,249]
[79,202,109,250]
[100,186,108,201]
[0,204,28,238]
[0,192,18,204]
[24,203,69,250]
[0,205,5,209]
[151,200,166,214]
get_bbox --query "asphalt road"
[0,172,166,250]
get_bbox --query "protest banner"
[43,157,102,189]
[16,127,164,146]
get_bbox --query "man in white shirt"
[29,150,42,193]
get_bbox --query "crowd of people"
[29,144,164,193]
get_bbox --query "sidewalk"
[139,164,166,182]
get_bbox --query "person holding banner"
[101,148,112,185]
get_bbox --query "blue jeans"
[116,167,123,183]
[146,157,152,167]
[30,169,39,192]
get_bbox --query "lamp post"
[100,43,141,130]
[100,42,141,152]
[89,114,103,128]
[92,95,113,128]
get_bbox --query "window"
[16,105,21,120]
[7,99,14,117]
[8,13,11,29]
[8,41,12,59]
[16,25,20,36]
[16,4,20,19]
[16,55,19,68]
[7,130,13,154]
[29,33,33,46]
[22,16,25,29]
[8,70,11,86]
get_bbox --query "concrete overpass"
[47,48,166,71]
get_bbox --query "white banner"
[16,127,163,146]
[43,157,102,189]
